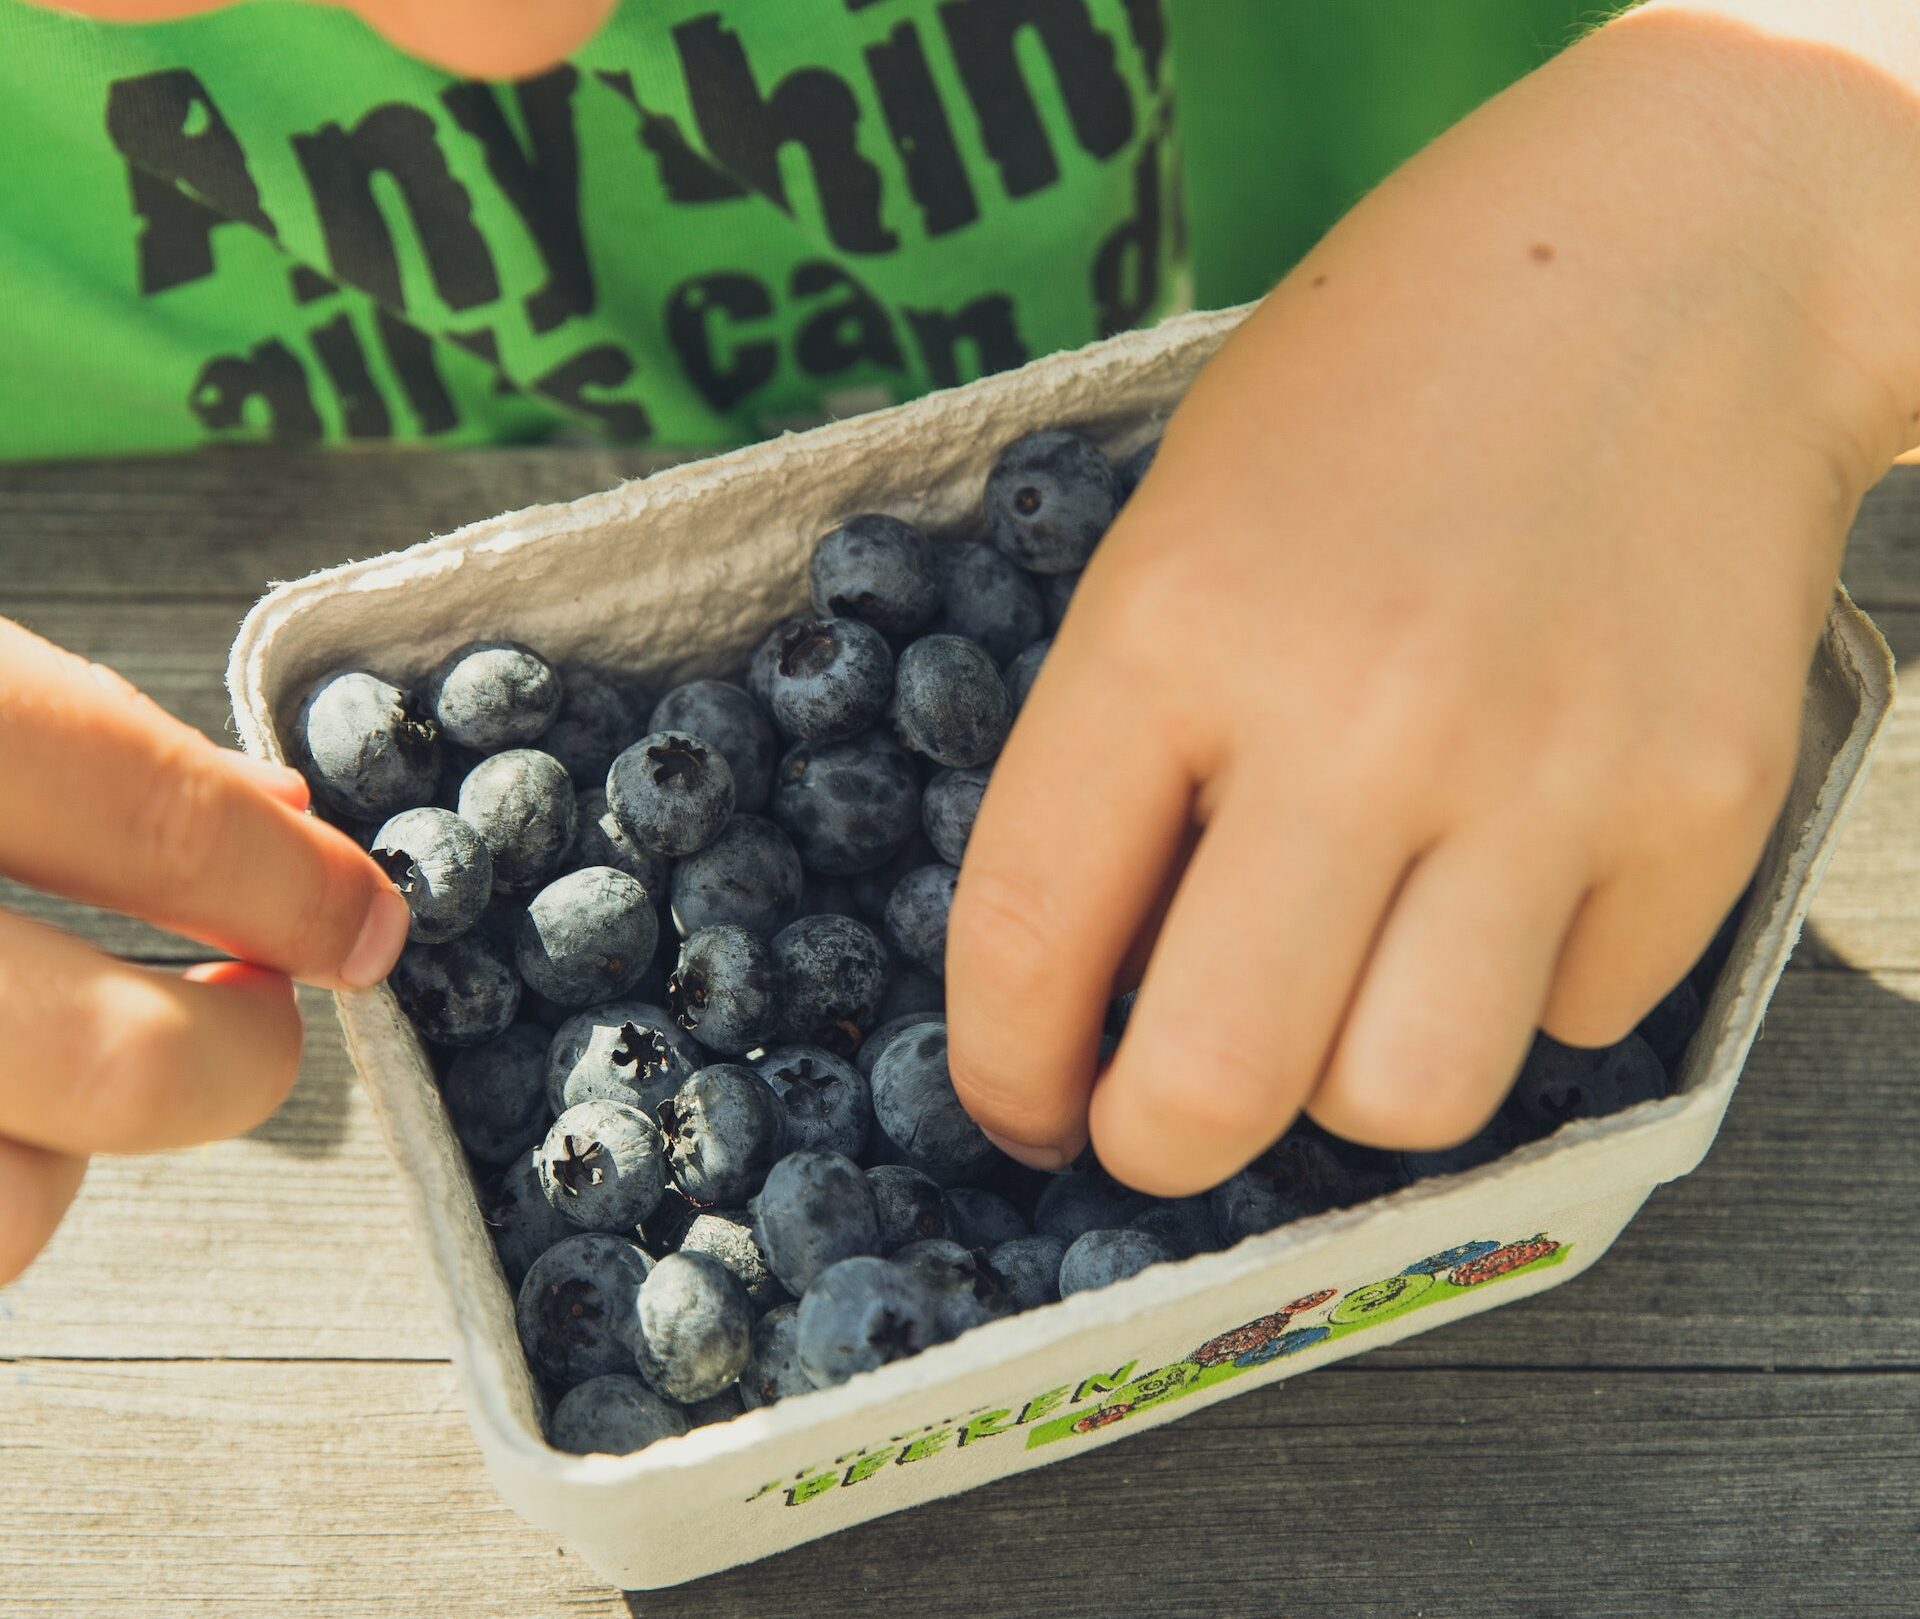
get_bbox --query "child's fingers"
[0,621,408,992]
[945,654,1193,1168]
[0,913,303,1156]
[1308,821,1585,1150]
[1088,778,1410,1197]
[0,1135,88,1287]
[344,0,618,77]
[1542,851,1767,1050]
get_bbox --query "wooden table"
[2,452,1916,1619]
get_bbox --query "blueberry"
[987,1234,1066,1312]
[1117,434,1160,499]
[515,1231,653,1388]
[883,864,958,978]
[1003,638,1050,712]
[984,429,1122,575]
[441,1023,551,1166]
[669,815,804,938]
[1688,891,1749,1000]
[1038,570,1079,633]
[945,1187,1029,1249]
[457,748,578,893]
[684,1385,745,1427]
[921,768,989,867]
[755,1045,872,1160]
[893,635,1011,769]
[738,1302,812,1408]
[764,617,894,744]
[809,514,942,637]
[537,1099,669,1233]
[868,1022,995,1188]
[369,806,494,945]
[1130,1197,1221,1260]
[487,1149,575,1289]
[667,926,784,1057]
[771,732,921,877]
[425,640,561,751]
[747,613,810,715]
[799,873,863,920]
[649,679,778,814]
[293,670,441,820]
[933,540,1046,664]
[1398,1114,1523,1183]
[568,787,670,897]
[795,1255,941,1388]
[541,667,637,786]
[607,730,736,858]
[390,932,522,1048]
[547,1372,688,1454]
[855,1014,941,1080]
[1504,1031,1669,1134]
[1033,1169,1151,1243]
[546,1001,700,1116]
[665,1064,788,1207]
[677,1210,790,1315]
[749,1150,881,1294]
[1317,1133,1413,1205]
[1058,1227,1171,1296]
[1209,1147,1330,1244]
[624,1251,754,1404]
[850,832,939,922]
[770,914,890,1050]
[512,866,657,1009]
[430,741,486,814]
[865,1164,955,1253]
[895,1237,1017,1338]
[1635,975,1703,1074]
[876,964,945,1024]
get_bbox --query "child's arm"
[947,2,1920,1191]
[0,621,408,1283]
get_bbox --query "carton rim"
[223,306,1898,1518]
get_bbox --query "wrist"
[1585,6,1920,477]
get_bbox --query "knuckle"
[73,988,196,1150]
[948,865,1081,1002]
[123,733,234,908]
[947,1053,1060,1139]
[1661,730,1794,830]
[1121,1034,1285,1142]
[1316,1045,1504,1151]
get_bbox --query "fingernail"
[984,1129,1070,1172]
[341,886,411,990]
[231,753,311,809]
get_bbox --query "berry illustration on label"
[754,1229,1571,1505]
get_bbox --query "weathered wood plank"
[1,450,1914,608]
[0,448,684,600]
[0,1359,1912,1617]
[4,591,1916,970]
[1849,463,1920,607]
[3,970,1916,1367]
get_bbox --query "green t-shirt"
[0,0,1588,459]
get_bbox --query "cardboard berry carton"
[227,304,1896,1589]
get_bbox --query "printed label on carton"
[753,1231,1568,1507]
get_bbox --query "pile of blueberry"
[290,426,1725,1458]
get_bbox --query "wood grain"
[1,968,1914,1365]
[0,1359,1912,1618]
[0,446,1914,1616]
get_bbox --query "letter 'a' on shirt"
[0,0,1187,456]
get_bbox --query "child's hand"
[947,7,1920,1194]
[0,621,410,1283]
[29,0,614,78]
